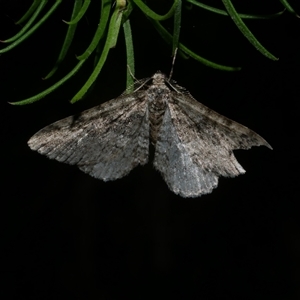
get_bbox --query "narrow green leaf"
[109,0,126,48]
[10,60,86,105]
[76,0,112,60]
[71,2,124,103]
[187,0,285,19]
[123,19,135,91]
[122,0,134,22]
[221,0,278,60]
[279,0,299,17]
[150,19,240,71]
[172,0,182,55]
[0,0,62,54]
[1,0,47,43]
[15,0,40,24]
[43,0,82,79]
[63,0,91,25]
[132,0,177,21]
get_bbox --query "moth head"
[152,71,167,85]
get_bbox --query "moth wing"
[153,91,271,198]
[153,105,218,198]
[28,93,149,181]
[173,90,272,150]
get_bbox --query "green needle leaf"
[172,0,182,55]
[150,19,241,71]
[123,19,135,91]
[279,0,299,17]
[1,0,47,43]
[70,1,124,103]
[122,0,134,22]
[76,0,112,60]
[0,0,62,54]
[43,0,82,79]
[132,0,177,21]
[10,60,86,105]
[63,0,91,24]
[15,0,41,24]
[109,0,126,48]
[221,0,278,60]
[186,0,285,19]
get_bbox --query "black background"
[1,1,300,299]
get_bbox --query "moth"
[28,72,272,197]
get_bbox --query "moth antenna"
[127,64,138,81]
[168,47,178,81]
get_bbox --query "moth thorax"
[149,93,167,145]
